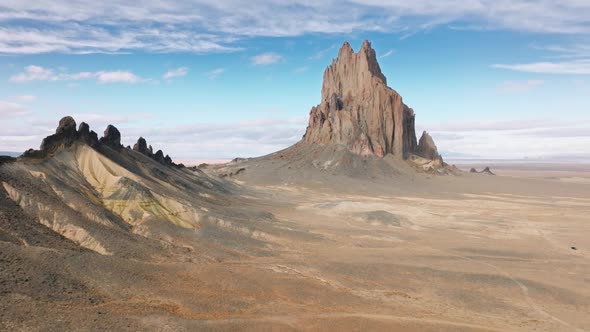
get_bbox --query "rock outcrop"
[481,167,495,175]
[100,125,122,149]
[469,167,495,175]
[38,116,79,153]
[132,137,174,166]
[416,131,441,161]
[303,40,419,158]
[78,122,99,147]
[21,116,179,168]
[133,137,151,156]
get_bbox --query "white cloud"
[163,67,188,79]
[419,118,590,160]
[10,65,146,84]
[96,71,142,83]
[205,68,225,79]
[294,66,309,73]
[1,2,590,54]
[492,60,590,74]
[0,100,31,117]
[379,49,395,58]
[9,65,55,82]
[8,95,37,103]
[497,80,544,94]
[120,117,307,158]
[308,45,338,60]
[251,52,283,65]
[2,111,589,160]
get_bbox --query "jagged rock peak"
[40,116,79,152]
[100,125,121,149]
[78,122,99,147]
[303,40,417,158]
[133,137,150,156]
[154,150,165,164]
[417,131,440,161]
[321,40,387,101]
[56,116,77,135]
[25,116,80,157]
[21,117,179,168]
[78,122,90,136]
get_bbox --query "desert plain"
[2,153,589,332]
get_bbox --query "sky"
[1,1,590,161]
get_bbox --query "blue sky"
[1,1,590,161]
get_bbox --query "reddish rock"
[303,40,418,158]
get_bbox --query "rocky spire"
[133,137,150,156]
[303,40,418,158]
[416,131,440,161]
[38,116,79,153]
[21,117,179,168]
[23,116,98,157]
[100,125,122,149]
[78,122,99,147]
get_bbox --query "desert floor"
[2,165,589,331]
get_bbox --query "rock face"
[39,116,79,153]
[133,138,174,166]
[78,122,99,147]
[303,40,418,158]
[416,131,441,161]
[56,116,77,136]
[100,125,122,149]
[133,137,151,156]
[21,116,178,168]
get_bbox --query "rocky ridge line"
[22,116,181,168]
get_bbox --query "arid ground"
[2,152,588,331]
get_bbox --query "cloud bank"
[1,1,590,54]
[10,65,145,83]
[2,114,589,161]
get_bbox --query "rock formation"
[78,122,99,147]
[100,125,122,149]
[303,40,419,158]
[416,131,441,161]
[133,137,174,166]
[481,167,495,175]
[133,137,151,156]
[38,116,79,153]
[21,116,179,168]
[469,167,495,175]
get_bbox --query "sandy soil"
[1,149,589,331]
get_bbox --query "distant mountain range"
[0,151,19,157]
